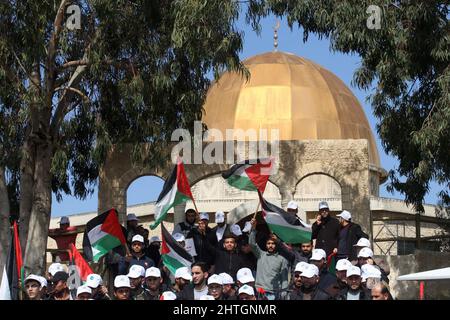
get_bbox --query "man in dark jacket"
[213,234,245,279]
[312,201,340,256]
[118,235,155,274]
[335,210,369,261]
[187,217,217,269]
[288,264,332,300]
[173,208,197,238]
[177,262,209,300]
[337,266,371,300]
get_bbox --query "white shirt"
[194,285,209,300]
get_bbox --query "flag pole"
[252,199,261,219]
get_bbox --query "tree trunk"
[0,166,11,280]
[23,142,53,275]
[19,136,36,252]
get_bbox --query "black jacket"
[210,224,232,247]
[337,287,371,300]
[340,223,369,261]
[177,284,195,300]
[318,269,338,293]
[187,228,216,268]
[312,216,340,256]
[288,286,333,300]
[213,249,245,280]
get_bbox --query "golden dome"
[202,51,381,167]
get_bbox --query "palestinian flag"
[258,192,312,244]
[327,252,337,275]
[222,158,274,193]
[69,244,93,283]
[160,223,193,275]
[0,220,23,300]
[150,160,194,230]
[82,208,126,262]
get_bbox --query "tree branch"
[45,0,70,105]
[54,86,90,103]
[57,59,88,71]
[11,50,40,89]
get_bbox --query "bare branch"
[11,50,40,89]
[54,86,90,103]
[57,59,88,71]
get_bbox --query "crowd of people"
[24,201,393,300]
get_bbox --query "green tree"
[247,0,449,211]
[0,0,247,274]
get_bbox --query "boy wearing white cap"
[144,267,165,300]
[24,275,45,300]
[118,234,155,275]
[127,265,146,300]
[207,274,225,300]
[76,285,92,300]
[220,273,237,300]
[113,275,131,300]
[335,210,369,261]
[238,284,256,301]
[86,273,110,300]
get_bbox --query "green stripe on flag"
[162,255,186,275]
[226,174,258,191]
[151,191,191,229]
[92,234,122,262]
[266,223,312,244]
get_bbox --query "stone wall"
[384,250,450,300]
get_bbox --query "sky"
[51,13,442,218]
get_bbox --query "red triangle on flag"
[100,209,126,244]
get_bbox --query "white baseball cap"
[215,211,225,223]
[114,275,131,288]
[230,224,242,236]
[160,291,177,300]
[58,216,70,224]
[335,259,352,271]
[85,273,103,288]
[25,274,44,288]
[76,285,92,296]
[131,234,144,243]
[336,210,352,221]
[149,236,161,243]
[310,248,327,261]
[219,273,234,285]
[346,266,361,277]
[358,247,374,258]
[127,213,139,221]
[200,212,209,221]
[236,268,255,284]
[37,276,48,288]
[200,295,215,300]
[145,267,161,278]
[287,201,298,210]
[127,265,145,278]
[173,233,185,242]
[354,238,371,248]
[242,221,252,233]
[301,264,319,278]
[48,263,65,276]
[207,274,223,286]
[319,201,329,210]
[238,284,255,296]
[361,264,382,281]
[175,267,192,281]
[294,261,309,273]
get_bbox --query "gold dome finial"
[273,20,280,52]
